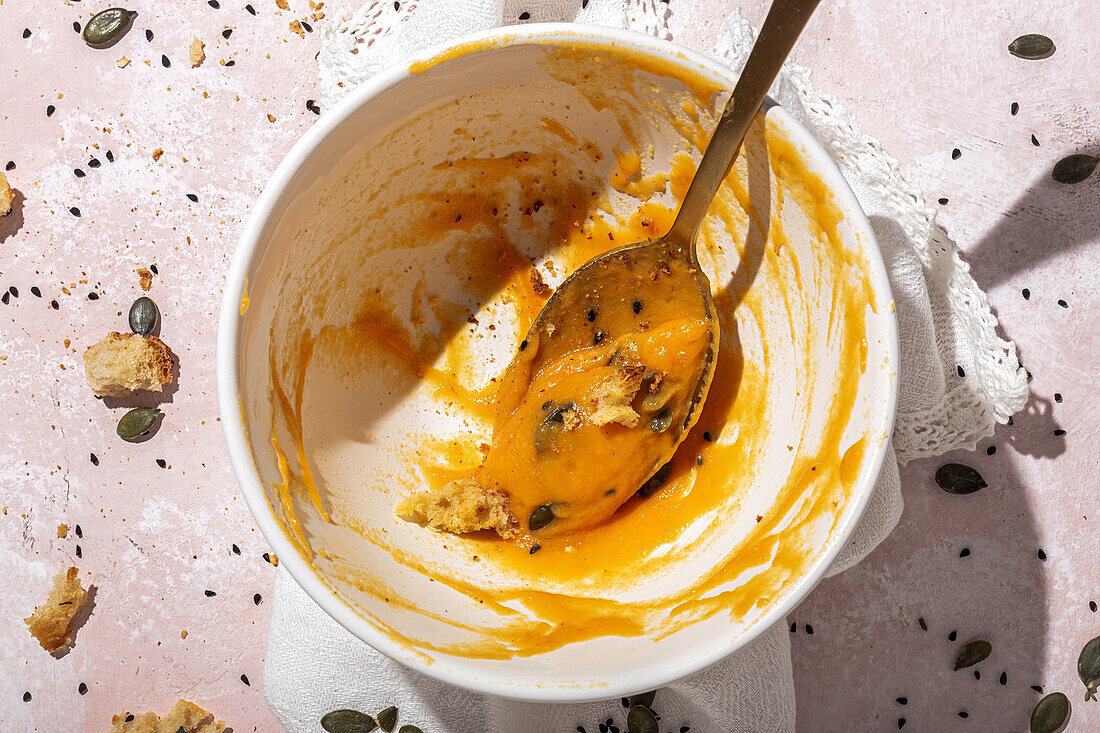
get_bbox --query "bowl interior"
[221,28,897,700]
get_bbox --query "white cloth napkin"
[264,2,1030,731]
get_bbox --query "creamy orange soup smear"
[255,39,887,662]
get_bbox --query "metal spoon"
[499,0,823,496]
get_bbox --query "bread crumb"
[116,56,131,68]
[584,365,646,427]
[24,567,89,653]
[57,523,69,538]
[180,629,188,639]
[152,148,164,162]
[0,172,12,217]
[136,267,154,291]
[110,699,225,733]
[266,113,276,122]
[275,0,289,8]
[530,268,550,296]
[83,332,174,398]
[189,37,206,68]
[398,478,516,538]
[269,553,279,567]
[289,19,304,37]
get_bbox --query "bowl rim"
[216,22,899,702]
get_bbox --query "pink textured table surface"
[2,1,1097,731]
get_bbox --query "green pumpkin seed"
[627,690,657,710]
[649,407,672,433]
[529,504,555,531]
[375,706,398,732]
[129,296,159,336]
[953,639,992,670]
[116,407,160,439]
[1030,692,1070,733]
[82,8,137,47]
[627,704,659,733]
[397,727,423,733]
[1051,154,1098,185]
[1078,635,1100,701]
[636,463,670,498]
[534,402,574,452]
[320,709,377,733]
[176,727,186,733]
[935,463,987,494]
[1009,34,1055,59]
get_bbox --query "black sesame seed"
[232,543,241,554]
[519,339,527,351]
[1057,299,1068,308]
[246,4,256,15]
[1053,429,1065,437]
[209,0,221,7]
[959,548,971,558]
[973,670,981,680]
[263,552,273,563]
[47,104,56,117]
[896,697,907,705]
[952,148,961,160]
[680,728,690,733]
[78,682,87,695]
[75,524,82,538]
[87,291,99,300]
[598,725,607,733]
[519,11,531,20]
[75,545,82,558]
[938,197,948,205]
[620,698,629,709]
[240,673,249,685]
[918,617,927,631]
[4,161,14,171]
[125,715,134,722]
[632,300,642,314]
[394,1,400,8]
[23,28,31,39]
[149,263,159,275]
[145,28,153,41]
[586,308,596,322]
[897,720,905,730]
[254,593,262,604]
[106,150,114,162]
[1000,671,1007,685]
[1022,288,1030,300]
[790,622,797,632]
[9,286,17,298]
[156,458,167,468]
[577,727,586,733]
[205,589,217,597]
[696,455,703,465]
[986,445,996,455]
[1037,548,1047,560]
[23,691,31,702]
[948,629,957,641]
[90,452,99,466]
[957,365,965,377]
[74,21,81,33]
[529,544,541,554]
[957,711,968,719]
[1054,392,1062,403]
[161,54,171,67]
[31,286,41,297]
[301,21,312,32]
[51,300,59,310]
[69,207,81,217]
[593,330,605,345]
[222,28,233,38]
[1032,685,1044,693]
[75,169,86,178]
[703,430,713,442]
[1031,134,1040,146]
[1089,601,1097,612]
[805,624,814,635]
[2,292,9,305]
[186,193,198,202]
[88,158,101,168]
[1011,102,1019,115]
[224,59,236,66]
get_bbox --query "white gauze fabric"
[265,2,1030,731]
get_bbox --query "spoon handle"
[665,0,823,255]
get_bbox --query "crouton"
[397,477,516,537]
[584,365,646,427]
[83,332,173,397]
[0,172,12,217]
[109,699,225,733]
[24,567,88,653]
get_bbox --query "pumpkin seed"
[627,690,656,710]
[82,8,137,47]
[116,407,160,439]
[398,727,423,733]
[320,709,377,733]
[529,504,555,531]
[1079,635,1100,701]
[129,296,159,336]
[636,463,670,498]
[1009,34,1055,59]
[376,706,397,732]
[649,407,672,433]
[534,402,574,452]
[953,639,992,670]
[176,727,186,733]
[1030,692,1070,733]
[627,704,658,733]
[935,463,987,494]
[1051,154,1098,185]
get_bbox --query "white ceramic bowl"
[217,25,898,701]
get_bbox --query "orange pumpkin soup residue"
[259,42,886,660]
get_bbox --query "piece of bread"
[0,171,12,217]
[24,567,88,653]
[109,699,225,733]
[397,477,516,537]
[584,365,646,427]
[83,332,173,397]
